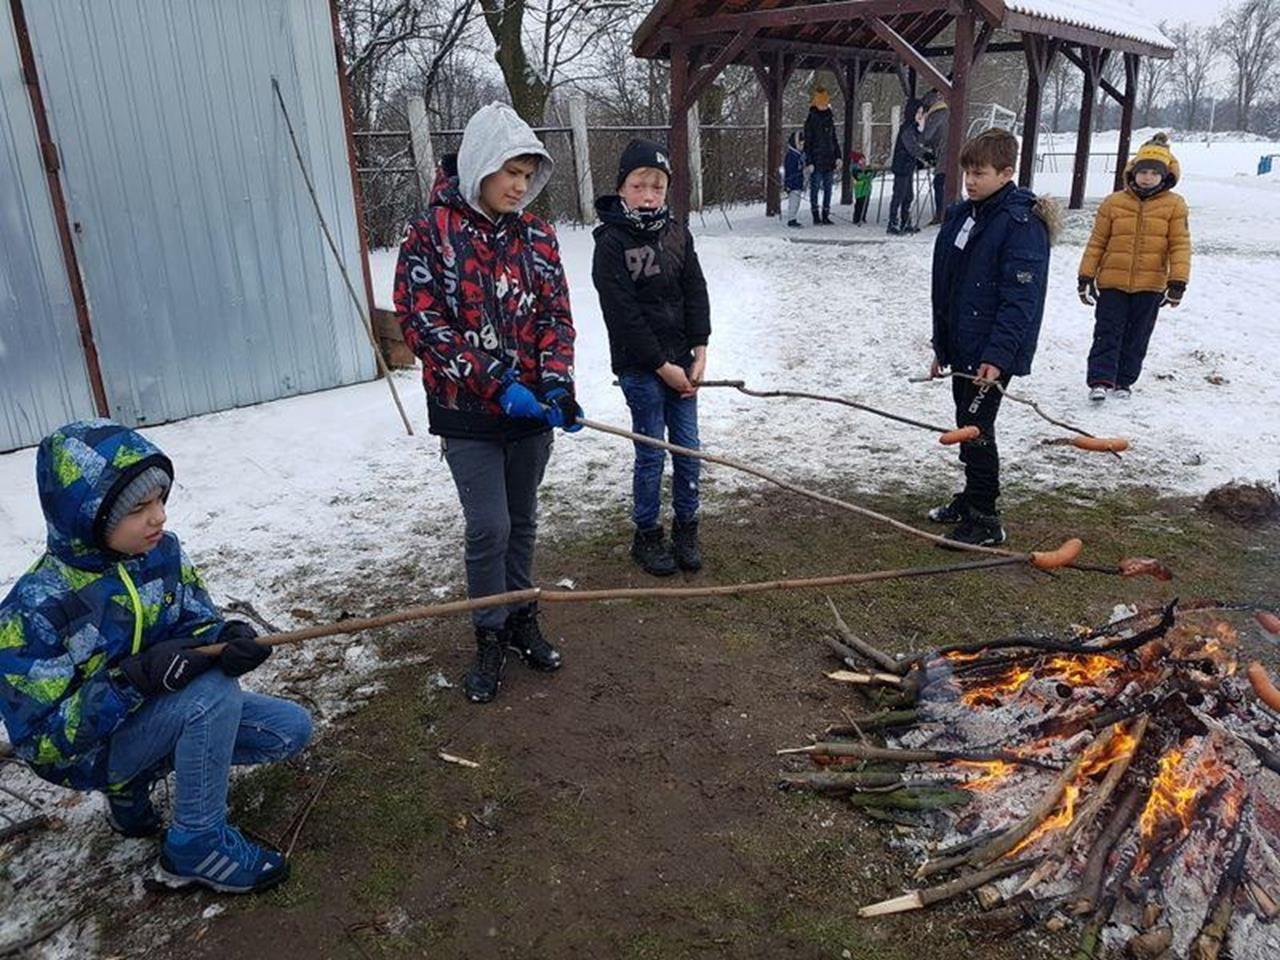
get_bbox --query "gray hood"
[456,102,554,219]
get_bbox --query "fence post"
[407,95,436,203]
[688,101,703,212]
[889,104,901,162]
[569,96,595,223]
[861,101,873,156]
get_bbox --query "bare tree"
[1046,57,1077,133]
[1167,21,1218,128]
[1139,23,1172,126]
[1218,0,1280,131]
[479,0,640,125]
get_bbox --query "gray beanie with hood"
[456,103,554,220]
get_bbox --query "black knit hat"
[616,138,672,189]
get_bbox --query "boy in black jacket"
[593,139,711,576]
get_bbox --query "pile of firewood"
[779,599,1280,959]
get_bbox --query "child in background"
[783,130,807,228]
[0,420,310,894]
[849,149,875,225]
[1078,132,1191,402]
[593,139,711,576]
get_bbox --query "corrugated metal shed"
[0,3,97,451]
[0,0,373,449]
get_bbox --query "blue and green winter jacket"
[0,421,226,791]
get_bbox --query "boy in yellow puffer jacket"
[1077,133,1191,401]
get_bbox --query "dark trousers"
[952,375,1009,515]
[809,168,834,218]
[1086,289,1162,388]
[889,172,914,226]
[443,432,554,630]
[853,195,869,224]
[932,172,946,220]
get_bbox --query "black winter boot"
[821,209,833,225]
[464,628,506,703]
[927,494,968,525]
[671,518,703,572]
[887,221,901,235]
[945,507,1006,547]
[632,526,677,576]
[811,207,822,225]
[504,605,562,671]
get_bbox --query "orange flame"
[953,759,1017,792]
[1134,743,1234,874]
[960,665,1035,706]
[958,654,1126,708]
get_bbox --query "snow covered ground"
[2,128,1278,954]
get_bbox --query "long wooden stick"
[826,595,908,674]
[194,556,1025,655]
[270,77,414,438]
[698,379,954,435]
[858,857,1041,917]
[579,417,1029,560]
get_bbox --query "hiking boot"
[1113,387,1132,400]
[927,494,968,525]
[901,222,920,234]
[504,605,562,672]
[811,210,822,226]
[671,518,703,572]
[821,213,834,225]
[787,219,802,228]
[1089,386,1108,403]
[105,780,163,839]
[464,628,506,703]
[631,526,677,577]
[155,823,288,894]
[887,222,902,235]
[945,508,1007,547]
[928,215,943,226]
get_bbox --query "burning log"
[778,742,1054,769]
[1190,818,1251,960]
[857,857,1041,917]
[847,787,973,811]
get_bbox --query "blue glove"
[498,380,547,420]
[543,387,583,432]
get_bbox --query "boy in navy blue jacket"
[783,130,807,227]
[927,129,1058,546]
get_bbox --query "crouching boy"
[0,420,311,893]
[928,129,1058,546]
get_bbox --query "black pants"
[952,375,1009,515]
[1086,289,1162,388]
[853,195,869,224]
[889,172,913,226]
[932,172,946,220]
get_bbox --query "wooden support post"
[1113,54,1140,192]
[670,40,692,222]
[568,96,594,223]
[840,60,863,205]
[890,102,901,159]
[1070,46,1106,209]
[942,7,974,208]
[765,51,786,217]
[407,95,436,204]
[1019,36,1057,189]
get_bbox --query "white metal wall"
[0,2,97,451]
[21,0,374,429]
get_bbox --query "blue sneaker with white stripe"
[155,823,289,894]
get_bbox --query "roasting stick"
[696,379,979,445]
[910,371,1128,457]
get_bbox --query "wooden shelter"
[632,1,1174,220]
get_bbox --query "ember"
[780,601,1280,959]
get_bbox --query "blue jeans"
[618,371,700,530]
[809,168,834,217]
[106,670,313,832]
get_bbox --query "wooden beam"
[1070,46,1107,209]
[923,40,1023,56]
[1059,44,1123,103]
[841,59,867,204]
[683,28,759,108]
[1018,35,1059,189]
[670,39,692,223]
[1002,10,1173,60]
[1113,53,1140,192]
[972,20,995,63]
[765,50,786,218]
[679,0,944,38]
[870,16,951,95]
[753,36,896,63]
[942,8,974,208]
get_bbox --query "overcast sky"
[1128,0,1232,26]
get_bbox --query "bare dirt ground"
[96,482,1280,959]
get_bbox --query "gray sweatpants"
[786,188,804,221]
[442,432,554,630]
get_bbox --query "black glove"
[1161,281,1185,308]
[119,639,216,696]
[1078,276,1098,307]
[217,620,271,677]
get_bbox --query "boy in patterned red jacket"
[394,103,579,705]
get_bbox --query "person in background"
[848,148,875,225]
[889,99,929,235]
[921,89,950,225]
[783,129,807,228]
[803,86,841,225]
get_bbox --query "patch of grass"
[621,931,695,960]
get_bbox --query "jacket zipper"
[117,563,144,655]
[1129,195,1145,292]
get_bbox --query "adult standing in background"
[803,86,841,225]
[921,90,950,225]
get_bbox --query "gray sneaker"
[1089,386,1107,403]
[1113,387,1131,399]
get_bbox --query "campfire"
[779,600,1280,959]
